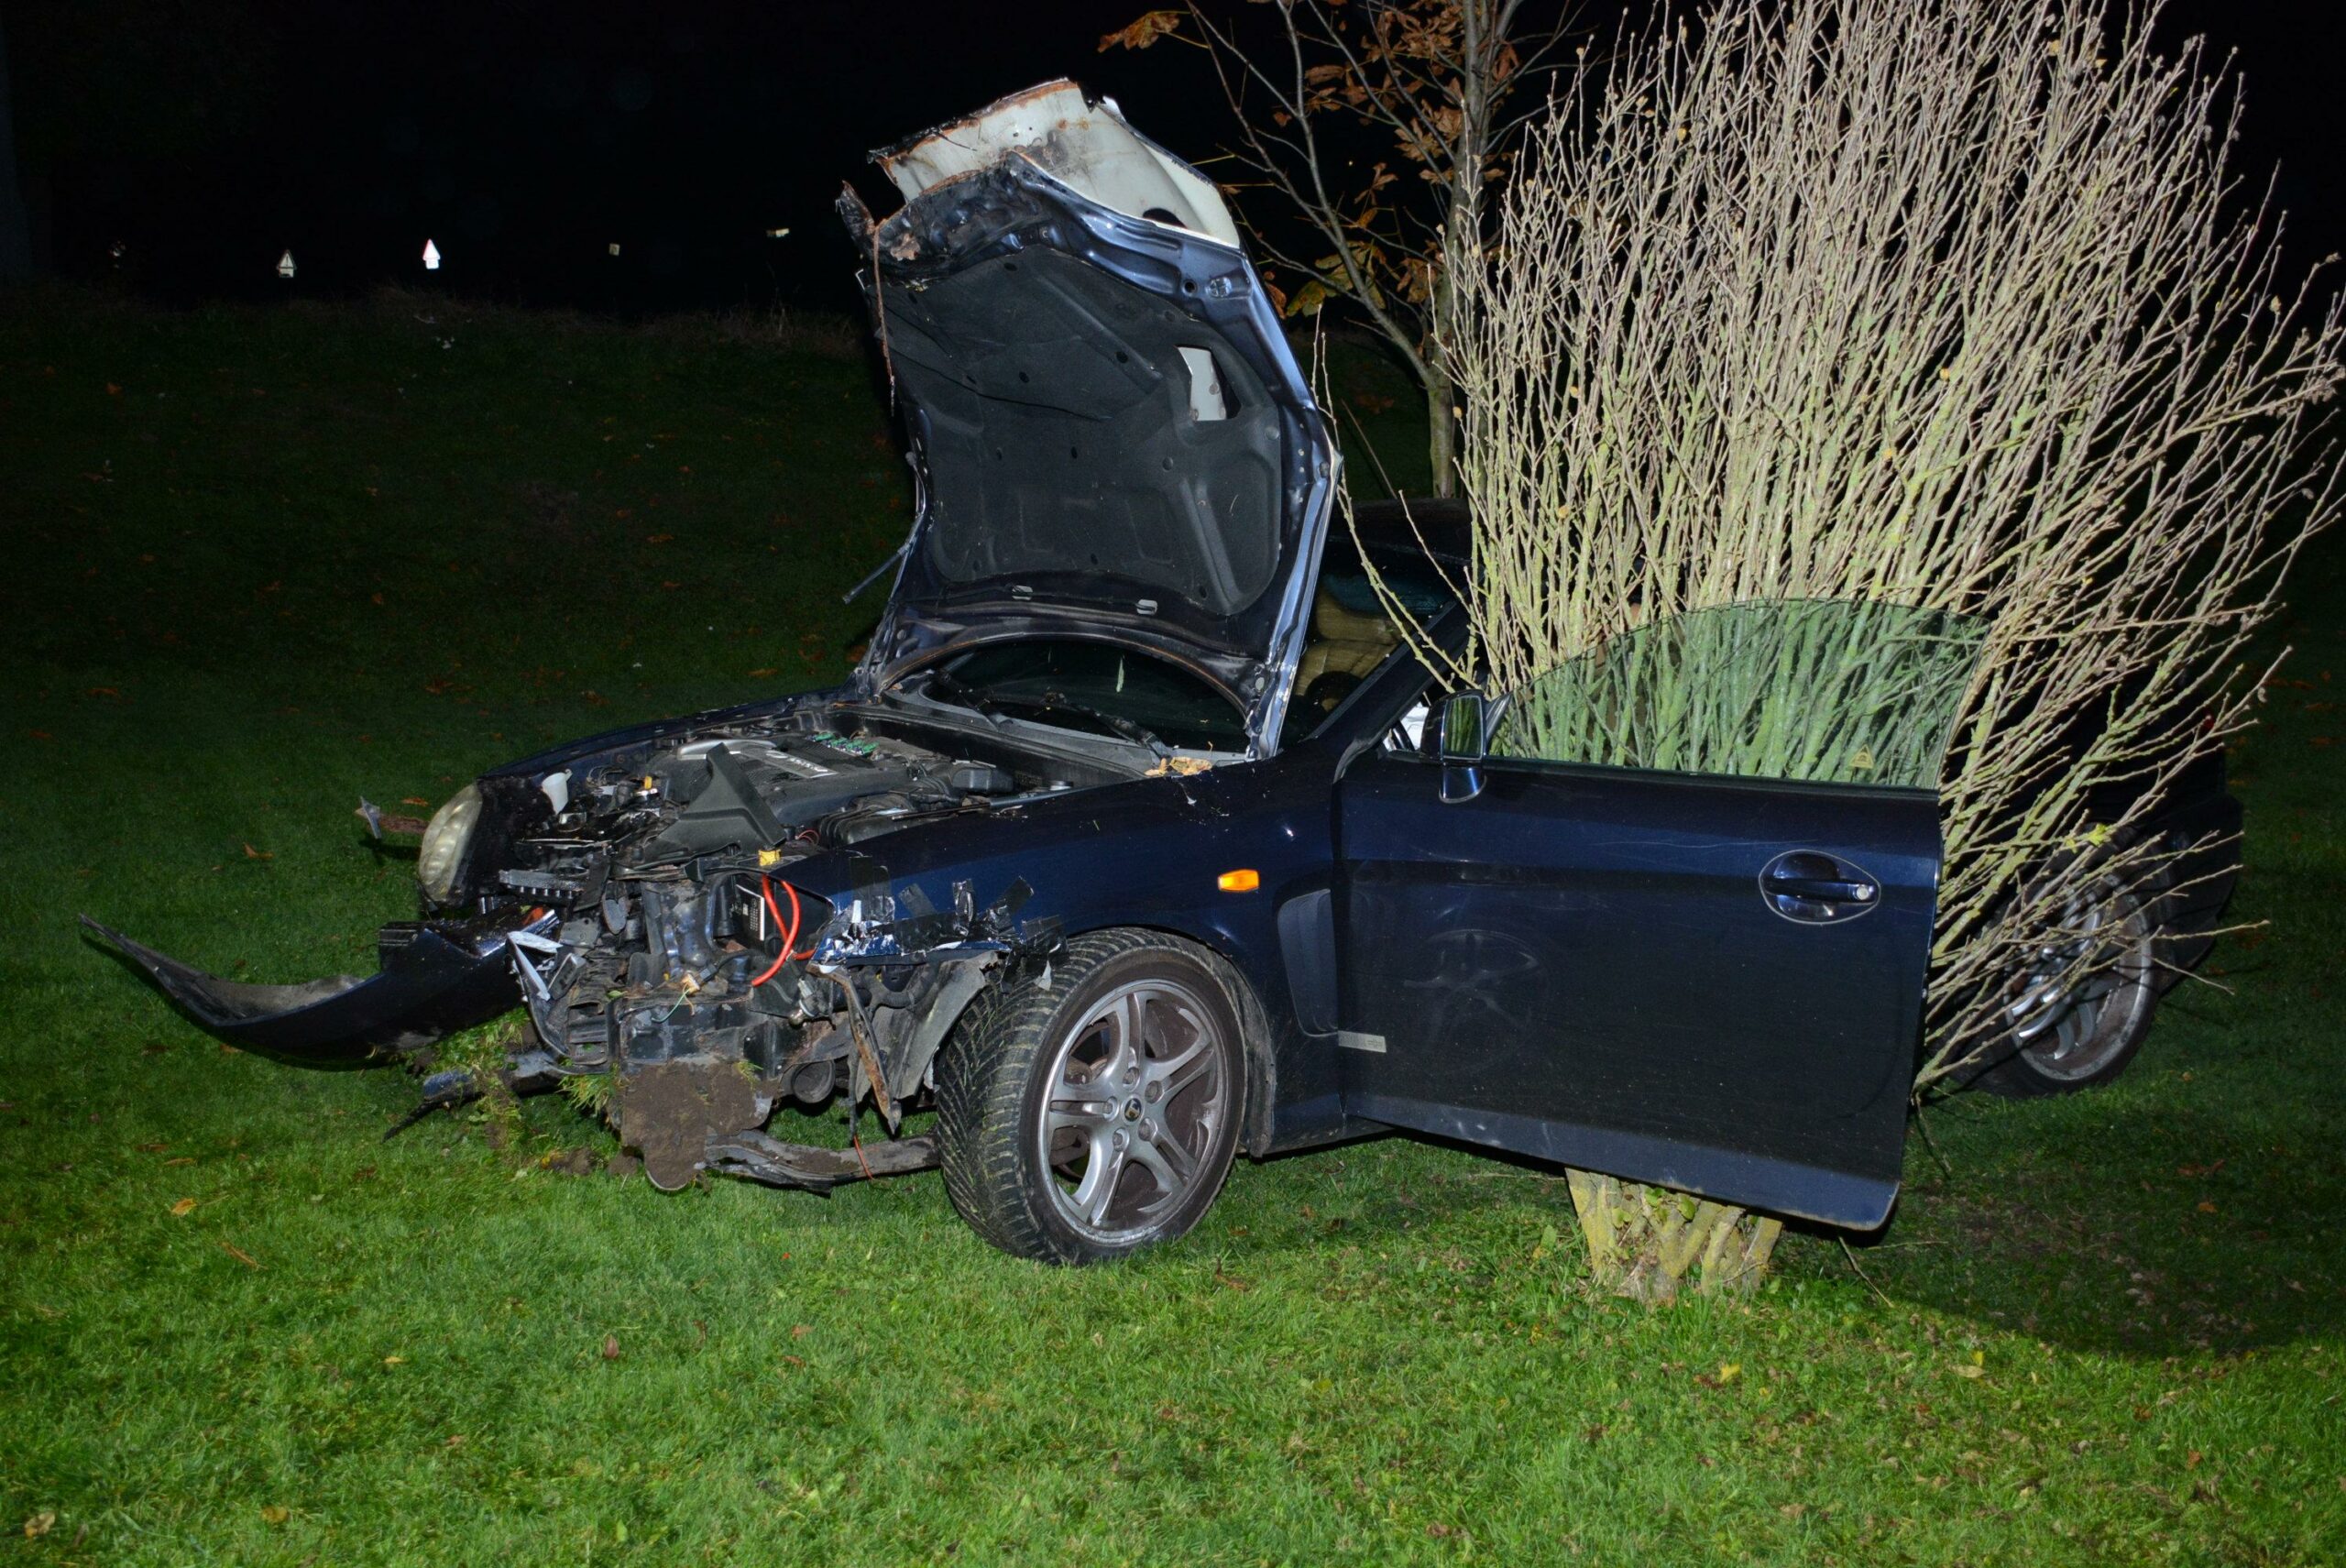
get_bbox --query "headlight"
[417,783,483,905]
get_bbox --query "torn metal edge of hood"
[870,78,1241,249]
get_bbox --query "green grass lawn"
[1,288,2341,1566]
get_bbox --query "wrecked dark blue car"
[87,82,2237,1263]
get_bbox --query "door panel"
[1335,750,1940,1228]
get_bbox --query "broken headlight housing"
[417,783,482,905]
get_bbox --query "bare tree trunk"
[1567,1170,1782,1303]
[1423,363,1459,499]
[1427,0,1494,501]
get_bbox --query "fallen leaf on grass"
[383,1354,405,1367]
[24,1512,55,1538]
[747,667,778,678]
[259,1505,288,1525]
[789,1323,811,1339]
[602,1334,621,1361]
[243,843,273,860]
[1954,1364,1985,1380]
[169,1197,197,1217]
[2197,1200,2219,1213]
[219,1241,260,1269]
[1694,1362,1742,1389]
[165,1156,194,1167]
[445,1434,467,1449]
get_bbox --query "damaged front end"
[509,850,1058,1193]
[90,708,1088,1187]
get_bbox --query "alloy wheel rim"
[1036,977,1228,1243]
[2006,887,2155,1081]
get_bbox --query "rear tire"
[935,930,1244,1264]
[1977,871,2161,1098]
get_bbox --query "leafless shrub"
[1404,0,2342,1084]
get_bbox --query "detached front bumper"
[81,914,523,1065]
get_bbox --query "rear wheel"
[936,930,1244,1264]
[1979,872,2161,1097]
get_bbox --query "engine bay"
[466,705,1103,1190]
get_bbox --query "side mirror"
[1438,690,1507,803]
[1439,691,1489,763]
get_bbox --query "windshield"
[1281,532,1463,746]
[924,641,1248,753]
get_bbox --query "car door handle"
[1765,874,1876,904]
[1760,851,1880,923]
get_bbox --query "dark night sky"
[10,0,2345,317]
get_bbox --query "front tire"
[936,930,1244,1264]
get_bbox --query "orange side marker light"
[1216,868,1261,893]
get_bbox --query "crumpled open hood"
[839,81,1336,755]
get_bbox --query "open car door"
[1332,600,1981,1229]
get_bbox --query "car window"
[940,641,1247,752]
[1490,599,1985,789]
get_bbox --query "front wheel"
[936,930,1244,1264]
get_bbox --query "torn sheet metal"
[872,79,1240,246]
